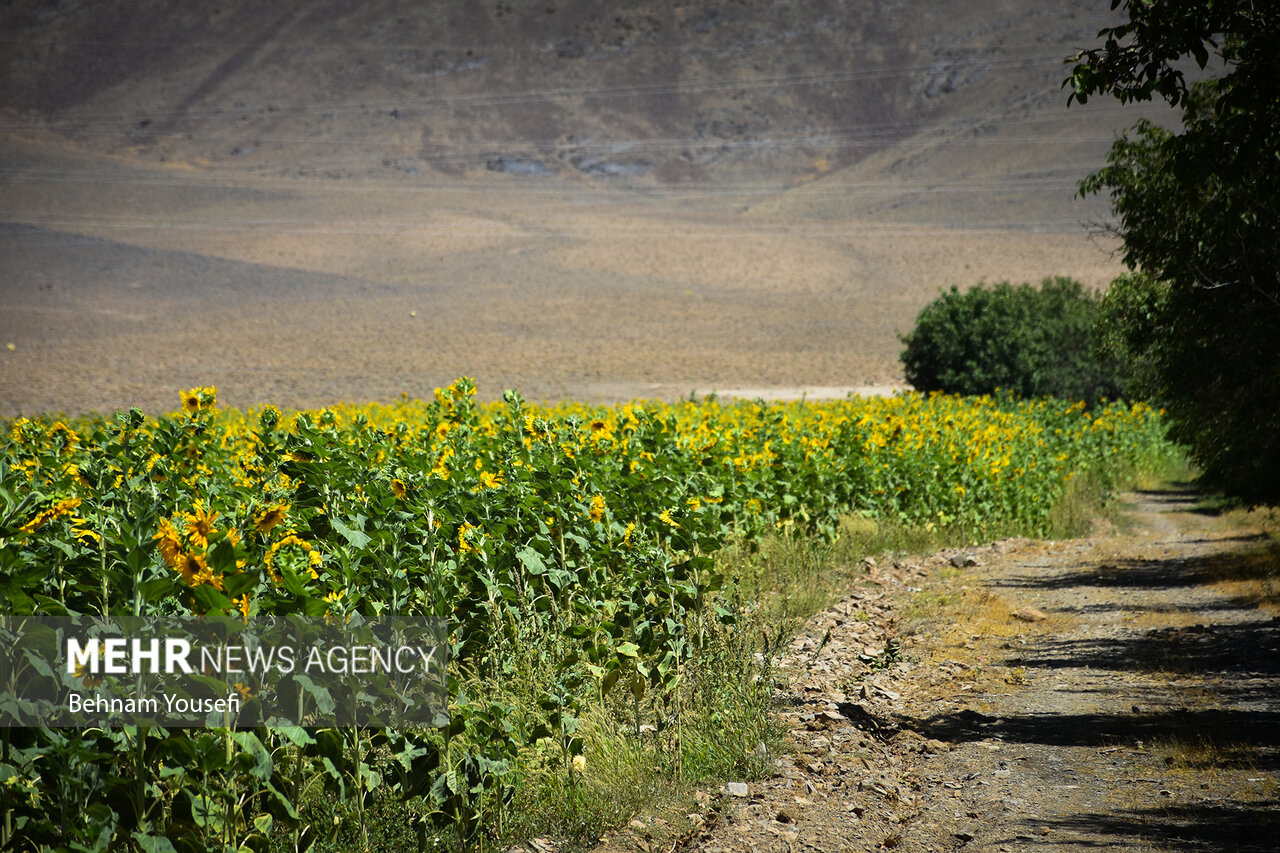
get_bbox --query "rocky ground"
[601,490,1280,852]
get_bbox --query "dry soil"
[604,492,1280,852]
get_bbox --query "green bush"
[899,276,1127,406]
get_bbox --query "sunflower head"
[235,593,252,625]
[265,535,321,581]
[153,517,184,568]
[253,503,290,534]
[174,551,207,585]
[185,503,220,547]
[475,470,503,491]
[457,522,479,555]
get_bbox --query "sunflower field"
[0,379,1172,851]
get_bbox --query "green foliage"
[1,386,1175,851]
[1068,1,1280,504]
[899,277,1126,406]
[1093,271,1169,402]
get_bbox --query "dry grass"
[1197,508,1280,612]
[905,573,1064,695]
[1147,733,1280,806]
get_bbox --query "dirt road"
[669,491,1279,852]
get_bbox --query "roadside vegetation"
[900,276,1125,407]
[1067,0,1280,505]
[0,380,1176,851]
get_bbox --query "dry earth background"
[0,0,1180,415]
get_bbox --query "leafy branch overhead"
[1064,0,1272,106]
[1066,0,1280,504]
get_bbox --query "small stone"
[954,825,977,842]
[1011,606,1048,622]
[951,553,979,568]
[628,819,647,830]
[874,684,902,701]
[725,781,749,797]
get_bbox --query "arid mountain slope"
[0,1,1179,414]
[2,0,1173,202]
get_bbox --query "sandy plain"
[0,136,1133,416]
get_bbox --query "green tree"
[1067,1,1280,504]
[900,277,1125,406]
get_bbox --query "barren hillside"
[0,0,1179,414]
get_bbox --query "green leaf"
[290,674,336,715]
[331,518,371,549]
[138,577,174,604]
[188,789,225,830]
[272,725,316,747]
[359,763,381,791]
[189,584,232,614]
[230,731,273,780]
[221,571,257,598]
[265,780,301,820]
[131,833,178,853]
[516,546,546,575]
[207,539,238,574]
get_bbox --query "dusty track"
[653,492,1279,852]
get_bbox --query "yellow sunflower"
[153,517,184,568]
[253,502,290,534]
[235,593,252,625]
[265,534,322,581]
[588,494,606,524]
[474,470,503,491]
[174,551,207,585]
[457,523,479,555]
[18,497,82,534]
[185,503,220,548]
[587,418,613,443]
